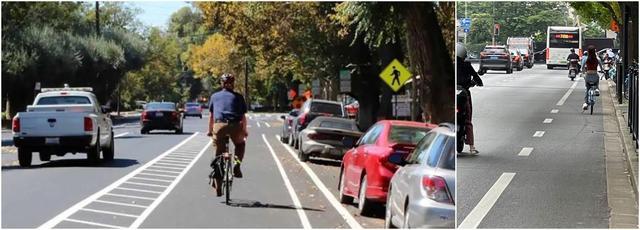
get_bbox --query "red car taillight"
[84,117,93,132]
[423,176,453,204]
[12,117,20,132]
[546,48,549,60]
[298,113,307,126]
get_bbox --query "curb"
[608,80,638,199]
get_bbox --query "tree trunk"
[404,3,455,123]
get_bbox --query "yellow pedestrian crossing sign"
[379,59,412,92]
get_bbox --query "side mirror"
[342,137,356,149]
[388,152,406,166]
[101,106,111,114]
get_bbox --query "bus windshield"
[549,31,579,48]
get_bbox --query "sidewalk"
[603,79,638,228]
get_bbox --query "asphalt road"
[2,112,385,228]
[457,65,610,228]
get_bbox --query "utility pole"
[245,58,249,109]
[492,2,495,45]
[95,2,100,36]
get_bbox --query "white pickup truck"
[12,86,114,167]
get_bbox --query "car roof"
[38,91,94,97]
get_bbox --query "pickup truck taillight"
[84,117,93,132]
[12,117,19,132]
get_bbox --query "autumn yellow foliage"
[187,33,237,79]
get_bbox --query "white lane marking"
[543,118,553,124]
[131,176,174,183]
[459,172,516,229]
[142,169,180,175]
[154,162,188,167]
[80,208,139,218]
[517,147,534,156]
[129,140,211,228]
[148,165,184,170]
[275,134,363,229]
[63,218,126,229]
[556,80,579,106]
[114,132,130,138]
[158,159,191,164]
[256,122,262,128]
[137,172,176,179]
[261,134,312,229]
[162,156,192,160]
[533,131,545,137]
[122,181,168,188]
[115,187,162,194]
[94,199,148,208]
[550,109,559,113]
[105,193,156,201]
[264,122,271,128]
[38,133,199,229]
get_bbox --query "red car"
[338,120,436,215]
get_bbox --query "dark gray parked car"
[297,117,362,162]
[291,99,346,149]
[479,45,513,74]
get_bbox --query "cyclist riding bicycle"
[207,73,248,179]
[582,47,603,110]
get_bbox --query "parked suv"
[479,45,512,74]
[290,99,345,149]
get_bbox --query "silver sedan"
[385,126,455,228]
[297,117,362,162]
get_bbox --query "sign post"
[339,69,351,93]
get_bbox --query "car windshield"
[317,120,356,131]
[146,103,175,110]
[310,102,342,116]
[388,125,430,144]
[37,96,91,105]
[186,103,199,107]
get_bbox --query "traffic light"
[494,24,500,36]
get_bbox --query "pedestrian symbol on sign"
[391,66,401,85]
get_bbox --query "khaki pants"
[212,122,246,162]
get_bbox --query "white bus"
[546,26,582,69]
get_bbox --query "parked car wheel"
[175,127,183,134]
[339,168,353,203]
[402,203,411,229]
[39,151,51,161]
[288,133,294,146]
[18,148,32,167]
[384,186,397,229]
[141,128,148,134]
[103,132,115,161]
[358,174,375,216]
[298,143,309,162]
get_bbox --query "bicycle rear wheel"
[225,156,233,205]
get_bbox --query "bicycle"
[586,82,597,115]
[208,135,237,205]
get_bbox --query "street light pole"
[245,58,249,109]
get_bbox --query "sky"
[126,1,193,29]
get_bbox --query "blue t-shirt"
[209,89,247,121]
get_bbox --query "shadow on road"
[456,153,479,158]
[308,158,341,167]
[144,131,195,135]
[225,199,324,212]
[1,158,139,170]
[115,135,144,139]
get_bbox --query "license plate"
[45,138,60,145]
[490,57,498,60]
[156,112,164,117]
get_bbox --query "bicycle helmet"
[570,48,575,53]
[456,42,467,58]
[220,73,235,84]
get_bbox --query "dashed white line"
[543,118,553,124]
[256,122,262,128]
[275,134,363,229]
[154,162,189,167]
[114,132,130,138]
[63,218,126,229]
[131,176,174,183]
[264,122,271,128]
[137,172,177,178]
[517,147,534,156]
[533,131,545,137]
[556,80,579,106]
[123,181,168,188]
[458,172,516,229]
[105,193,156,201]
[142,169,180,175]
[80,208,139,218]
[550,109,559,113]
[114,187,162,194]
[261,134,312,229]
[94,199,148,208]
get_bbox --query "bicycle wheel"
[225,155,233,205]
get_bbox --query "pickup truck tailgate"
[18,111,91,137]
